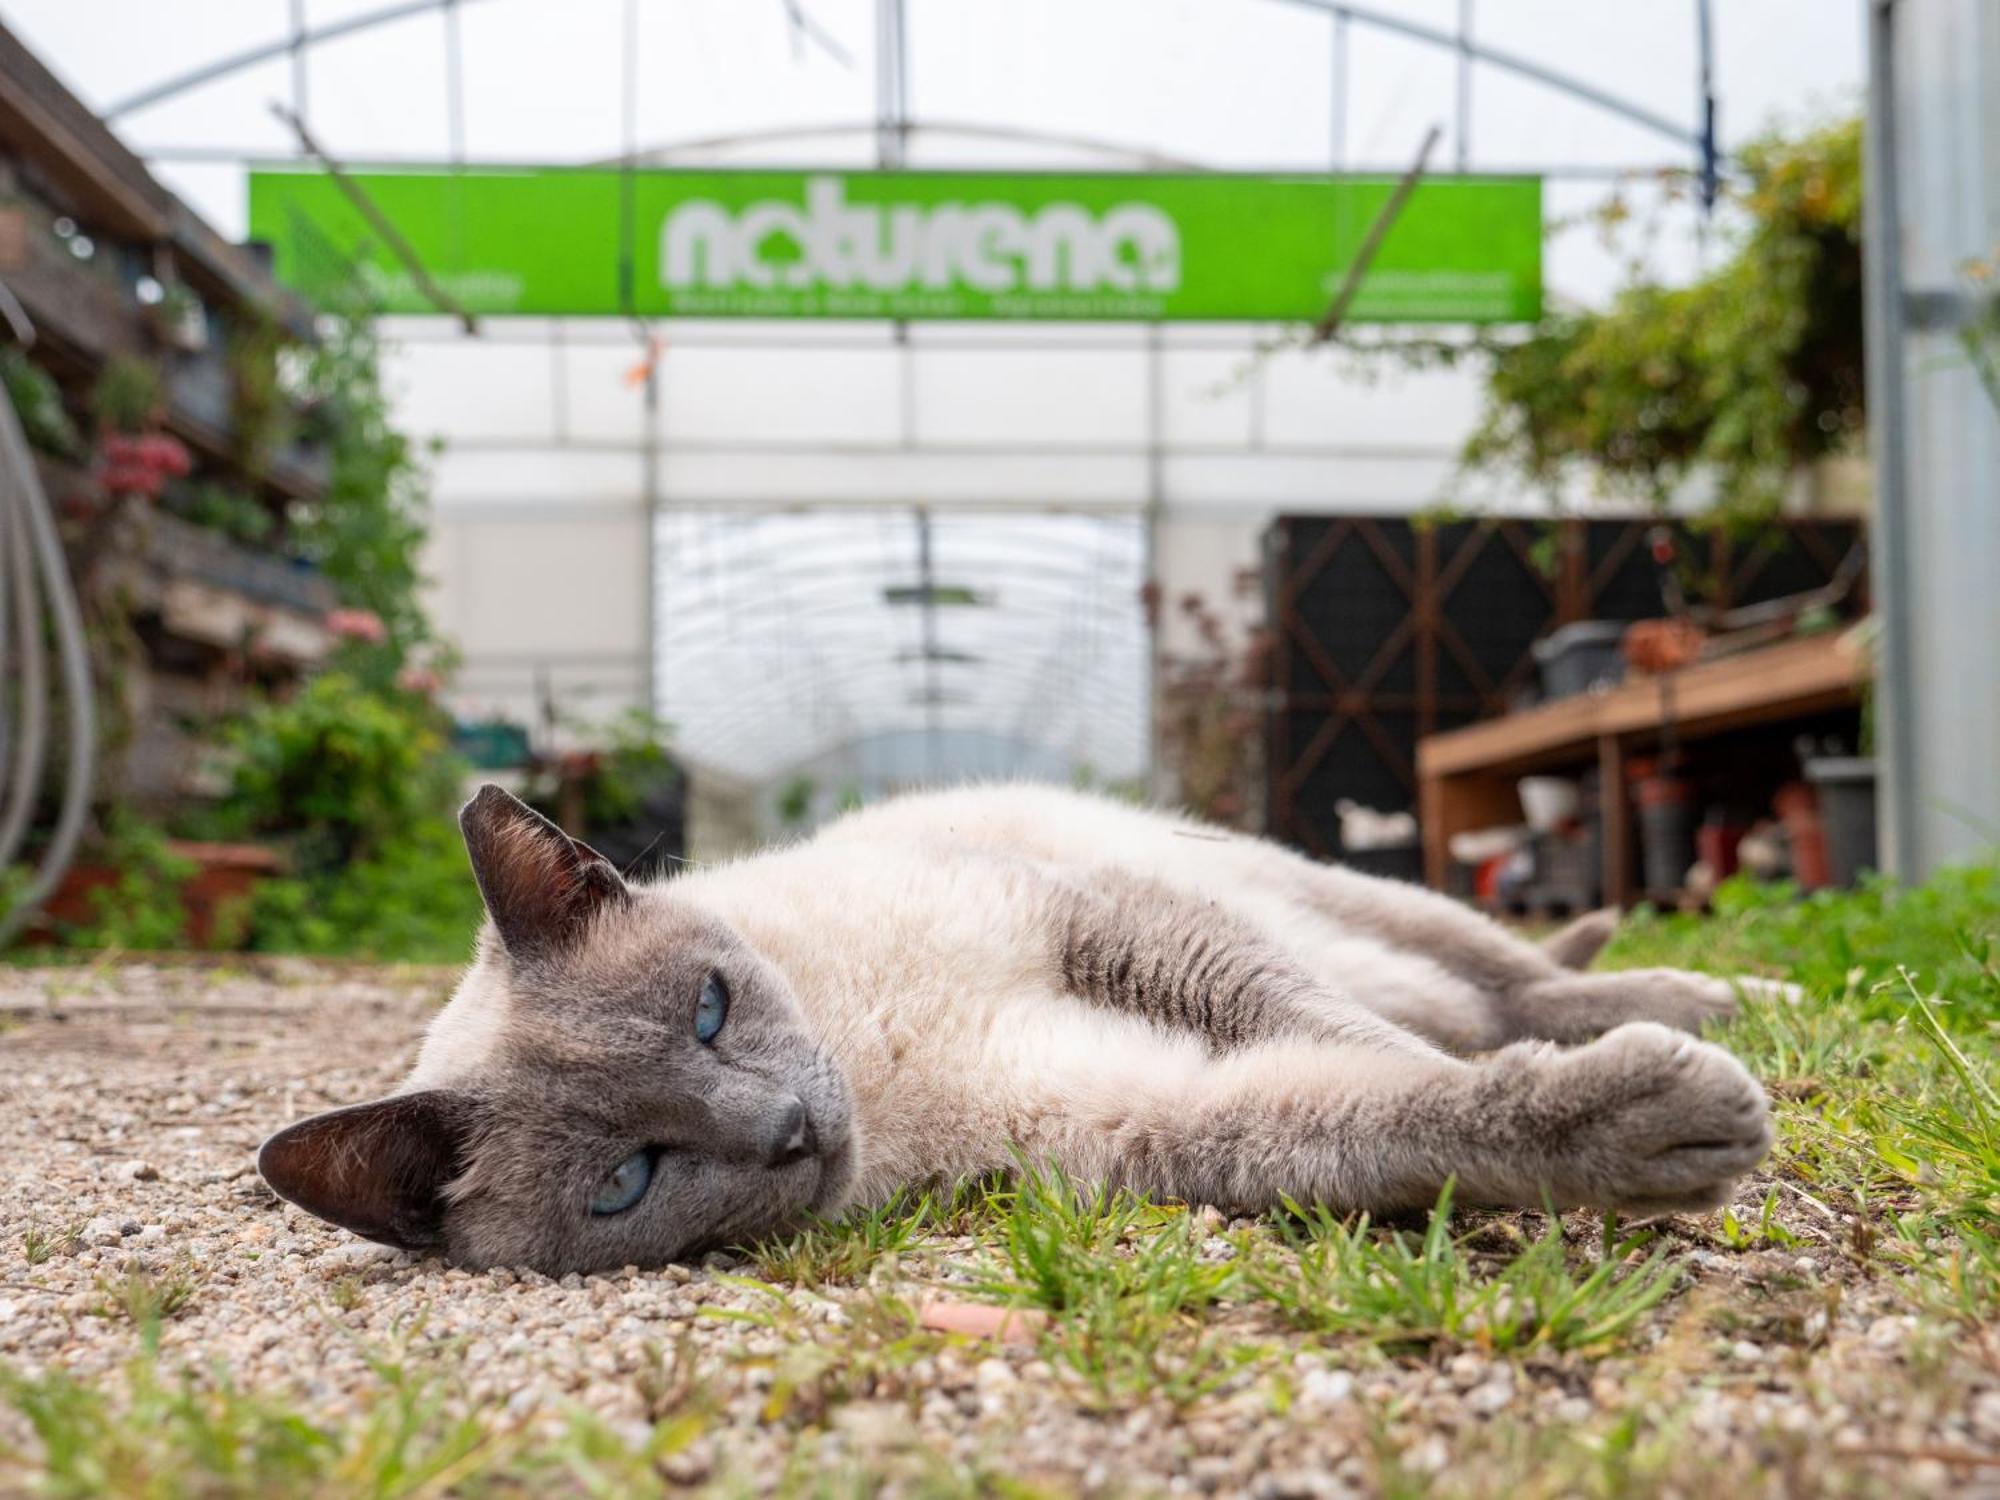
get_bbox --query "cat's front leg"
[1065,1021,1772,1219]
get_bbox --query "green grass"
[973,1162,1248,1407]
[1609,865,2000,1320]
[87,1260,202,1327]
[1250,1184,1683,1356]
[740,1188,957,1289]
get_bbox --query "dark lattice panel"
[1265,516,1866,862]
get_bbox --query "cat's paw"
[1507,967,1744,1044]
[1541,1022,1773,1215]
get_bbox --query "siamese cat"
[258,784,1782,1274]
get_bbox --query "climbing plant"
[1344,116,1865,518]
[287,301,437,675]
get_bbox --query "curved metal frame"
[104,0,1711,162]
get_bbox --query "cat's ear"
[459,783,629,961]
[257,1091,473,1251]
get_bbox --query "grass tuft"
[1251,1182,1681,1356]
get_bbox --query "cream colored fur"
[410,785,1778,1224]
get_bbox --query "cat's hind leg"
[1269,858,1798,1046]
[1541,909,1619,970]
[1055,1020,1773,1220]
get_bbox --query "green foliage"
[199,673,483,961]
[88,356,163,434]
[54,818,196,952]
[224,672,458,869]
[775,774,818,829]
[224,313,298,475]
[0,349,80,458]
[243,815,481,964]
[564,710,678,830]
[160,480,276,548]
[1605,860,2000,1023]
[288,306,435,668]
[1467,117,1863,514]
[88,1260,201,1328]
[1353,117,1865,517]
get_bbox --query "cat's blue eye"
[590,1150,652,1215]
[695,972,729,1044]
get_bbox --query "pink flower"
[325,607,387,644]
[396,665,442,696]
[97,432,192,499]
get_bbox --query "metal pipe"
[105,0,497,119]
[1861,0,1918,878]
[0,374,97,945]
[0,500,47,871]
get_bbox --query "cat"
[258,783,1783,1274]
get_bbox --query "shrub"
[226,672,458,869]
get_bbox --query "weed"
[88,1259,200,1327]
[971,1162,1245,1407]
[1716,1186,1804,1251]
[742,1189,941,1288]
[22,1222,80,1267]
[1251,1183,1681,1356]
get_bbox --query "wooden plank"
[1417,632,1866,778]
[1599,733,1632,909]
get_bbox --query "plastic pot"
[1805,757,1878,887]
[1635,774,1695,897]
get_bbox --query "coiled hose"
[0,323,97,947]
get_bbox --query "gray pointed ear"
[257,1091,473,1251]
[459,784,629,961]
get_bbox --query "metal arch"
[104,0,499,121]
[1270,0,1703,152]
[104,0,1706,161]
[603,118,1210,171]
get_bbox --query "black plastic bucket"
[1806,757,1879,887]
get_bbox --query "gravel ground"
[3,960,1998,1497]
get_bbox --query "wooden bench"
[1416,631,1869,906]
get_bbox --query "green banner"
[248,167,1540,323]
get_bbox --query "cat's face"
[256,786,854,1274]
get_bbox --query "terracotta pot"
[1773,782,1831,891]
[168,841,285,947]
[35,840,284,948]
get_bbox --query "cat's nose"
[764,1098,815,1167]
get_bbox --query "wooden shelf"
[1416,630,1870,904]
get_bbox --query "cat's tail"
[1542,909,1619,970]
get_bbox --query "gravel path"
[2,960,1997,1497]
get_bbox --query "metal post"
[1861,0,1919,877]
[1330,11,1350,169]
[443,0,465,162]
[1143,324,1165,799]
[642,358,662,719]
[914,505,940,777]
[1454,0,1473,171]
[288,0,310,123]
